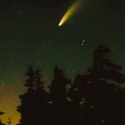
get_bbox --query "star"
[81,40,85,45]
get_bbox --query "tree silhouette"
[24,65,36,93]
[17,65,36,125]
[17,65,47,125]
[90,45,125,83]
[118,87,125,124]
[82,45,125,125]
[48,65,71,125]
[16,45,125,125]
[0,120,5,125]
[0,112,4,116]
[33,68,47,125]
[68,73,88,125]
[68,45,125,125]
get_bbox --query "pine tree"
[89,45,125,83]
[48,65,71,125]
[34,68,47,125]
[68,73,88,125]
[35,69,44,91]
[81,45,125,125]
[17,66,48,125]
[17,65,36,125]
[68,45,125,125]
[24,65,36,93]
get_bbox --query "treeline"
[17,45,125,125]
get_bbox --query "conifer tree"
[68,74,87,124]
[89,45,125,83]
[82,45,125,125]
[68,45,125,125]
[17,65,36,125]
[49,65,71,125]
[17,66,47,125]
[34,68,47,125]
[24,65,36,93]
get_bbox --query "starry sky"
[0,0,125,124]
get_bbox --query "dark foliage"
[17,45,125,125]
[17,65,47,125]
[0,112,4,115]
[48,65,71,125]
[68,45,125,125]
[0,120,5,125]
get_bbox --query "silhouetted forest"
[1,45,125,125]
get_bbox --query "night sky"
[0,0,125,124]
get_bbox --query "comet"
[59,0,82,26]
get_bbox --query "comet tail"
[59,0,82,26]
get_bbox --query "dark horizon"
[1,45,125,125]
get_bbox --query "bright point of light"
[81,40,85,45]
[59,23,61,26]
